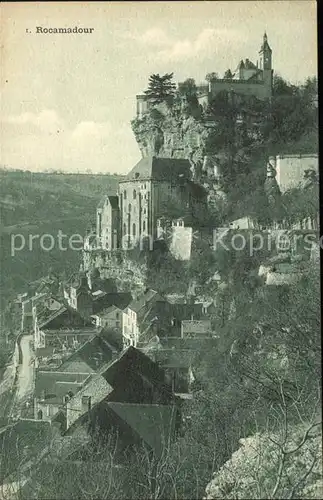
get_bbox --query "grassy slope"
[0,169,122,307]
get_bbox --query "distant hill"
[0,169,122,308]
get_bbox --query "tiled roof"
[102,346,171,394]
[107,403,178,457]
[120,156,191,182]
[58,335,117,372]
[35,371,90,403]
[38,305,67,328]
[97,196,107,210]
[97,195,119,210]
[93,292,132,314]
[128,289,163,314]
[42,327,97,336]
[159,336,218,350]
[181,319,212,334]
[244,58,257,70]
[108,195,119,209]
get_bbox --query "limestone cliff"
[131,94,267,215]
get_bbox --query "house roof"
[97,196,106,210]
[120,156,191,183]
[96,305,123,317]
[42,327,97,336]
[170,302,203,321]
[144,347,194,368]
[93,292,132,314]
[181,319,212,335]
[35,371,90,403]
[159,336,218,350]
[92,290,107,299]
[108,195,119,209]
[38,305,67,329]
[57,335,117,372]
[244,58,257,70]
[102,346,172,395]
[128,289,163,314]
[107,403,178,457]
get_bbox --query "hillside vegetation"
[0,169,121,308]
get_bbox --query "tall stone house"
[92,156,207,252]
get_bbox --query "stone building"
[96,195,120,250]
[118,156,207,250]
[136,32,273,116]
[272,154,319,193]
[198,33,273,104]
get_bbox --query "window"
[82,396,91,410]
[133,189,137,200]
[128,203,131,213]
[143,220,146,231]
[123,223,127,235]
[124,190,127,200]
[116,312,120,320]
[132,223,136,237]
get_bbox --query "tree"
[205,72,219,82]
[178,78,197,99]
[223,69,233,80]
[144,73,176,105]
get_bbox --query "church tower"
[259,32,272,70]
[259,32,273,99]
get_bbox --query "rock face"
[131,102,229,205]
[204,427,322,499]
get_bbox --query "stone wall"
[274,154,318,192]
[208,79,271,101]
[66,374,113,429]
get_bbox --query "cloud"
[124,27,170,48]
[0,111,139,174]
[158,28,243,62]
[71,121,112,142]
[138,28,170,47]
[5,110,63,134]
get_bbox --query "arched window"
[37,409,43,420]
[128,203,131,213]
[132,223,136,237]
[124,190,127,200]
[143,220,146,231]
[133,189,137,200]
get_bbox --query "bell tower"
[259,32,273,99]
[259,32,272,70]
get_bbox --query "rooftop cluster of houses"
[4,268,219,478]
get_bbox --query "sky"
[0,1,317,175]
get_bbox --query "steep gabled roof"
[107,403,178,457]
[120,156,191,182]
[244,58,257,70]
[35,371,90,403]
[107,195,119,209]
[128,289,164,314]
[57,335,117,372]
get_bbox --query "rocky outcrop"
[204,425,322,499]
